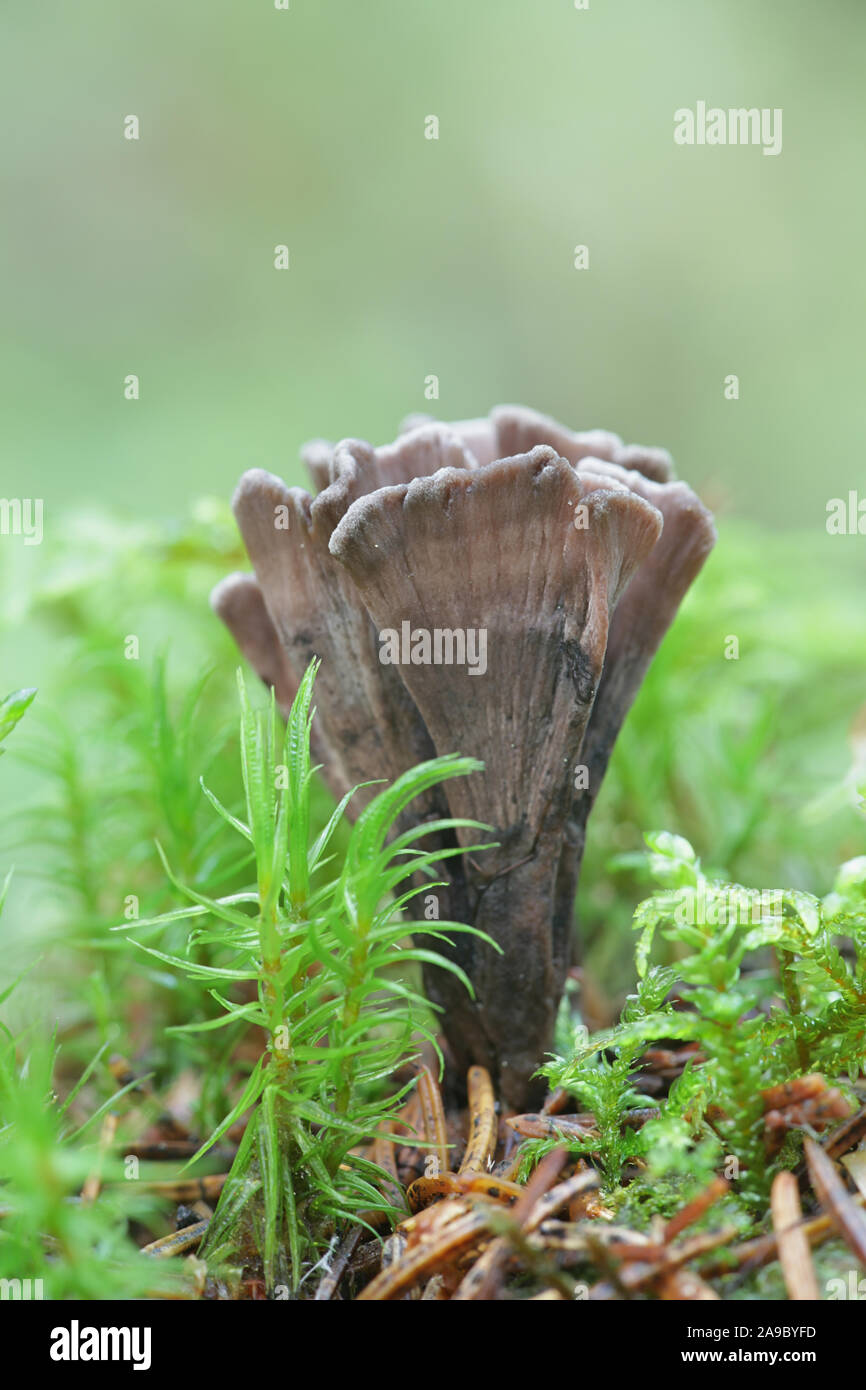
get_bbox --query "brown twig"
[315,1227,364,1301]
[357,1202,491,1300]
[451,1149,572,1300]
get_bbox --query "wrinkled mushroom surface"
[213,405,715,1107]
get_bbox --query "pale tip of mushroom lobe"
[209,571,299,715]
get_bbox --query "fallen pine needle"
[804,1136,866,1270]
[458,1066,497,1174]
[770,1170,820,1301]
[142,1219,209,1258]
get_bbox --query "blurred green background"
[1,0,865,1021]
[3,4,866,1297]
[3,0,865,523]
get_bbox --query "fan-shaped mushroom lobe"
[330,447,661,843]
[551,465,717,991]
[231,468,434,811]
[329,446,663,1103]
[210,572,299,715]
[571,465,717,827]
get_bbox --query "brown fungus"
[213,407,715,1108]
[230,458,436,812]
[405,404,675,484]
[210,571,300,716]
[553,459,717,962]
[329,446,662,1103]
